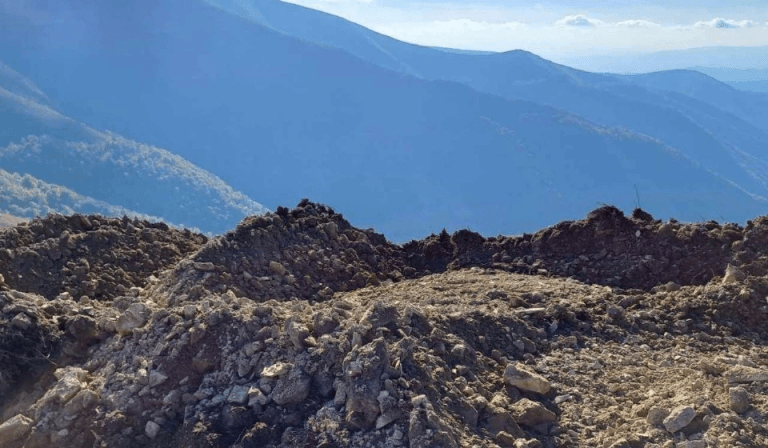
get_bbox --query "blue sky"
[282,0,768,58]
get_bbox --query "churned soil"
[2,200,768,448]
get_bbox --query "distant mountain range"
[0,60,266,234]
[0,0,766,240]
[554,46,768,93]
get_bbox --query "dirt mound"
[1,201,768,448]
[0,214,206,301]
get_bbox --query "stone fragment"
[504,363,551,394]
[312,311,339,336]
[149,371,168,387]
[287,321,310,349]
[514,439,543,448]
[725,366,768,383]
[115,303,150,335]
[676,441,706,448]
[321,222,338,239]
[145,420,161,439]
[193,262,215,272]
[510,398,557,427]
[269,261,287,277]
[183,305,197,320]
[361,301,399,328]
[722,264,745,284]
[0,414,33,444]
[495,430,517,447]
[662,406,695,433]
[248,386,269,407]
[271,368,311,406]
[45,367,87,404]
[228,385,249,405]
[646,406,670,426]
[63,389,99,416]
[11,313,31,330]
[729,387,750,414]
[262,362,292,378]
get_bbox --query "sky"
[281,0,768,60]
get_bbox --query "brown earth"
[1,200,768,448]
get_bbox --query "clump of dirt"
[1,201,768,448]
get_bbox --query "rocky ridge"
[2,200,768,447]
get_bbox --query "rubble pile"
[2,201,768,447]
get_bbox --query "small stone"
[287,321,310,349]
[193,262,215,272]
[722,264,745,284]
[115,303,150,335]
[228,385,249,405]
[149,371,168,388]
[646,406,670,426]
[504,363,551,394]
[729,387,750,414]
[269,261,287,277]
[262,362,292,378]
[145,420,161,439]
[11,313,31,330]
[271,368,311,406]
[495,430,517,447]
[514,439,543,448]
[183,305,197,320]
[248,386,269,407]
[725,365,768,383]
[137,368,149,385]
[510,398,557,427]
[662,406,695,433]
[0,414,33,443]
[676,441,706,448]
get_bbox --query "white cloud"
[554,14,603,28]
[694,18,758,29]
[615,19,661,28]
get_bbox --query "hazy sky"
[282,0,768,58]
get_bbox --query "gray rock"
[676,441,706,448]
[495,430,517,447]
[722,264,745,284]
[116,303,151,335]
[504,363,551,394]
[228,385,249,405]
[646,406,670,426]
[11,313,31,330]
[269,261,287,277]
[145,420,161,439]
[193,262,215,272]
[729,387,750,413]
[725,366,768,383]
[0,414,33,444]
[183,304,197,320]
[510,398,557,427]
[149,370,168,388]
[662,406,695,433]
[271,368,311,406]
[287,321,310,349]
[248,386,269,407]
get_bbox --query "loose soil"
[1,201,768,448]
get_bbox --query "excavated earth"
[2,200,768,448]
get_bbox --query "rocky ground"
[1,200,768,447]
